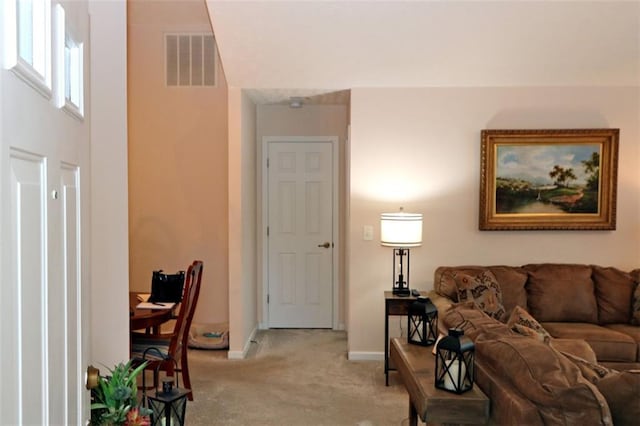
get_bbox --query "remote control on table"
[411,289,420,297]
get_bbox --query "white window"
[63,36,83,117]
[165,33,216,87]
[3,0,52,97]
[52,3,83,118]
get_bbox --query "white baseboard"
[227,326,257,359]
[348,351,384,361]
[227,350,244,359]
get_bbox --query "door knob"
[318,242,331,248]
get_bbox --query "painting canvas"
[480,129,618,230]
[496,144,600,214]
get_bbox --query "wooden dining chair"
[131,260,203,400]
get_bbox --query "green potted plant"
[90,360,151,426]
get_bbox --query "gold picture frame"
[479,128,619,231]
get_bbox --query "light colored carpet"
[184,329,418,426]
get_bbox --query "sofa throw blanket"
[475,331,613,426]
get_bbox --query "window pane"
[69,46,80,106]
[18,0,34,65]
[65,45,71,100]
[31,0,45,73]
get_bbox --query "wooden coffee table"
[390,338,489,425]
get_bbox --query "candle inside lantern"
[443,358,466,392]
[410,321,430,343]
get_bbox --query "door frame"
[261,136,340,330]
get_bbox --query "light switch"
[363,225,374,241]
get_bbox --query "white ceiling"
[206,1,640,104]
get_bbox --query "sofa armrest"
[428,290,453,312]
[427,290,453,335]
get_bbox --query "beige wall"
[127,0,229,324]
[256,104,349,328]
[348,86,640,357]
[228,88,258,357]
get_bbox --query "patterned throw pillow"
[507,305,551,343]
[454,270,506,320]
[632,282,640,325]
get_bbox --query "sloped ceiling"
[206,1,640,103]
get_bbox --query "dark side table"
[384,290,425,386]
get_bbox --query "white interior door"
[0,2,89,423]
[267,140,334,328]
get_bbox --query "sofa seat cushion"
[603,324,640,362]
[592,265,635,324]
[542,322,637,363]
[475,332,613,426]
[524,264,598,323]
[548,338,598,364]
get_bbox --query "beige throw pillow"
[454,270,506,320]
[507,305,552,343]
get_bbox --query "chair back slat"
[168,260,203,356]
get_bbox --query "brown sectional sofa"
[429,263,640,425]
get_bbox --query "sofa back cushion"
[434,266,527,320]
[591,265,635,324]
[523,264,598,323]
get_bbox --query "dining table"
[129,292,175,333]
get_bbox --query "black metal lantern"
[434,328,475,394]
[407,296,438,346]
[147,377,190,426]
[141,349,190,426]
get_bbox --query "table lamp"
[380,208,423,296]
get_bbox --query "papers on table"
[136,302,175,310]
[136,293,151,302]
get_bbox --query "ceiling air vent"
[165,33,216,87]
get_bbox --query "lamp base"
[393,288,411,297]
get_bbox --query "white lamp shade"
[380,211,423,248]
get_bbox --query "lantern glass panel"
[407,297,438,346]
[148,390,188,426]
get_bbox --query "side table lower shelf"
[390,337,489,425]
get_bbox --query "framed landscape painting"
[479,129,619,230]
